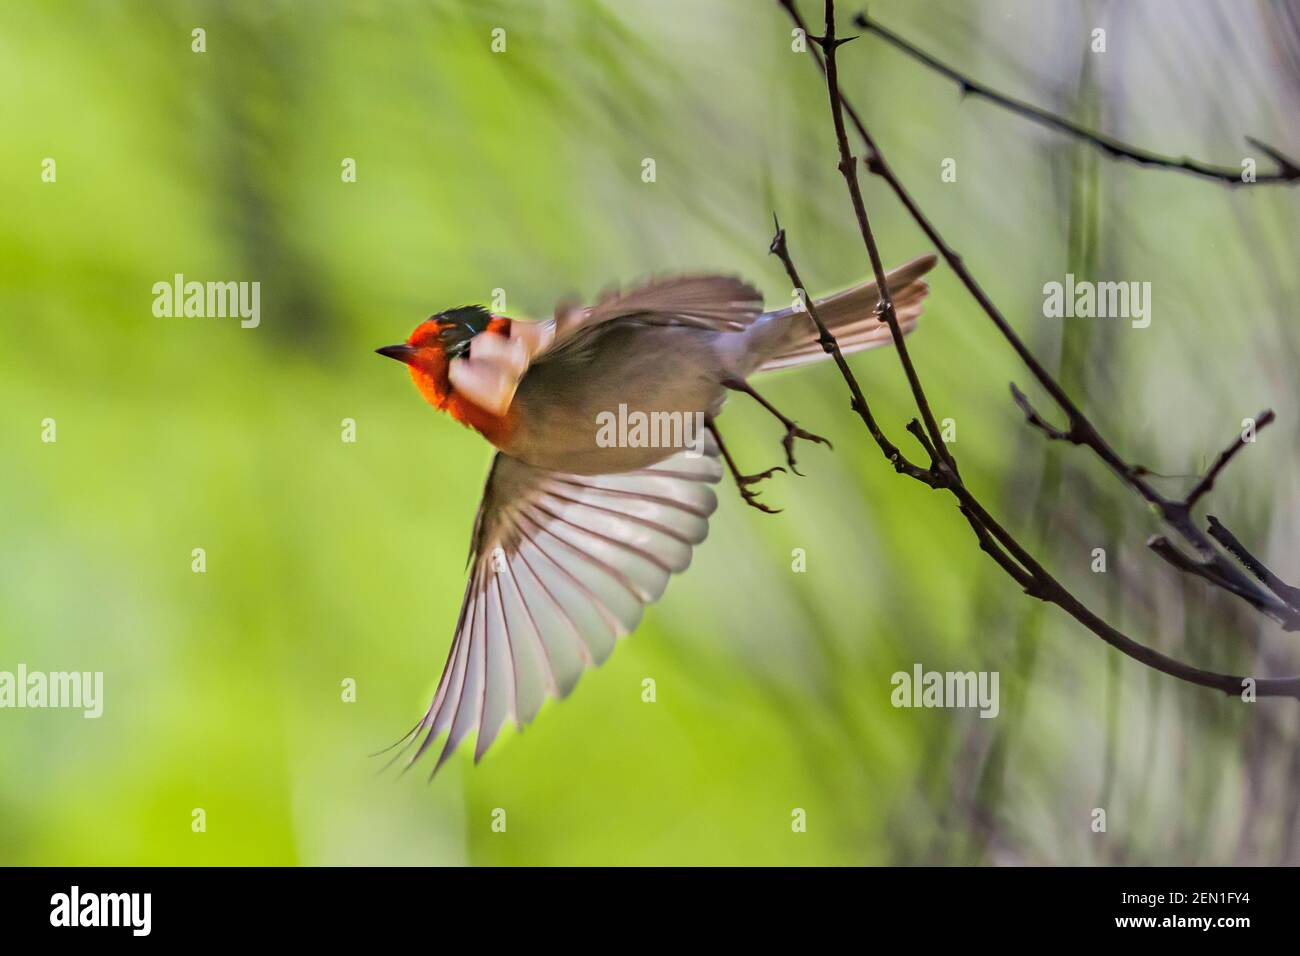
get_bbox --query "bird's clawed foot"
[781,424,833,477]
[707,415,789,516]
[735,465,786,514]
[722,378,833,477]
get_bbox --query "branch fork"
[775,0,1300,698]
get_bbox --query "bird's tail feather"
[754,254,937,373]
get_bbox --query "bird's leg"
[722,378,832,476]
[706,416,784,515]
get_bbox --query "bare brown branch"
[776,0,1300,697]
[1184,410,1275,511]
[805,17,957,476]
[853,9,1300,186]
[1208,517,1300,611]
[768,218,943,488]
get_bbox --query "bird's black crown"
[433,305,492,359]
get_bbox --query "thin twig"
[768,217,943,488]
[1010,383,1073,442]
[1208,517,1300,610]
[1184,410,1275,510]
[1148,534,1294,619]
[807,22,958,476]
[853,9,1300,186]
[775,222,1032,579]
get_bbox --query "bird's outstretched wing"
[576,274,764,332]
[393,438,722,775]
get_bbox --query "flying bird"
[377,254,936,774]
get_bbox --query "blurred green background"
[2,0,1298,865]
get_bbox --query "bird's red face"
[376,306,498,409]
[377,306,518,446]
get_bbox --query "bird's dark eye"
[438,324,473,358]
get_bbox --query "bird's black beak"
[376,344,417,364]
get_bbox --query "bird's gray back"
[505,323,733,474]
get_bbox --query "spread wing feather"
[395,439,722,775]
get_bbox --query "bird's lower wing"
[397,440,722,775]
